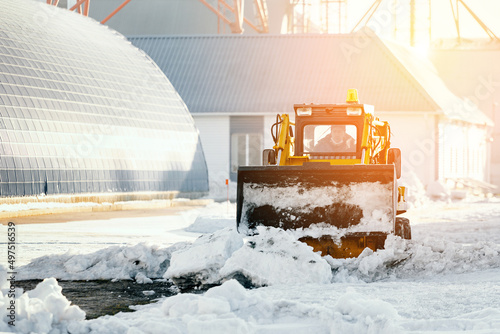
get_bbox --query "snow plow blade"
[236,164,397,257]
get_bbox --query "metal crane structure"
[45,0,132,25]
[289,0,347,34]
[352,0,499,46]
[198,0,269,34]
[288,0,498,45]
[44,0,498,44]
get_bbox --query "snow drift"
[0,278,84,333]
[17,223,500,288]
[17,243,187,281]
[74,279,403,334]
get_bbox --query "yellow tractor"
[236,89,411,258]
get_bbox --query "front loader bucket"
[236,164,397,236]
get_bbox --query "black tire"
[262,149,276,165]
[395,217,412,240]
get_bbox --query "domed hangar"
[0,0,208,197]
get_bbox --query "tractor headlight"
[297,107,312,116]
[346,107,362,116]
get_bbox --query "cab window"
[303,124,357,153]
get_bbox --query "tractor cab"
[293,101,374,164]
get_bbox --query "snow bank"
[426,180,451,200]
[0,278,85,333]
[0,201,97,212]
[402,308,500,332]
[220,227,332,286]
[75,279,403,334]
[18,211,500,288]
[166,227,331,289]
[398,170,429,208]
[330,235,500,283]
[18,243,186,281]
[185,216,235,234]
[165,228,244,289]
[179,201,237,231]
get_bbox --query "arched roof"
[0,0,208,196]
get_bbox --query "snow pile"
[165,228,244,289]
[185,216,235,234]
[332,288,402,333]
[18,243,185,281]
[207,177,237,202]
[0,278,85,333]
[180,201,237,231]
[243,182,392,213]
[398,170,429,208]
[165,227,331,288]
[241,181,394,233]
[426,180,451,200]
[75,279,403,334]
[220,227,332,286]
[330,235,500,282]
[402,308,500,332]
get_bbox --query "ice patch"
[135,272,153,284]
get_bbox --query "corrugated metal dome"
[0,0,208,196]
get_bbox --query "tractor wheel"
[395,217,411,240]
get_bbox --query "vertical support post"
[428,0,432,42]
[84,0,90,16]
[226,178,229,212]
[410,0,415,46]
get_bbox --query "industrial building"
[129,31,492,190]
[0,0,209,197]
[4,0,498,197]
[430,41,500,191]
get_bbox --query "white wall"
[377,112,437,188]
[438,122,489,182]
[430,48,500,190]
[192,115,230,199]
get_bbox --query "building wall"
[192,114,230,193]
[430,47,500,189]
[229,116,264,181]
[438,122,489,182]
[377,112,438,188]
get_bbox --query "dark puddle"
[17,279,178,319]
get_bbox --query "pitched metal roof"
[129,30,492,126]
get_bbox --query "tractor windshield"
[303,124,357,153]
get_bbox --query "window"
[230,133,262,173]
[304,124,357,153]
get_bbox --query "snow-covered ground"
[1,196,500,333]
